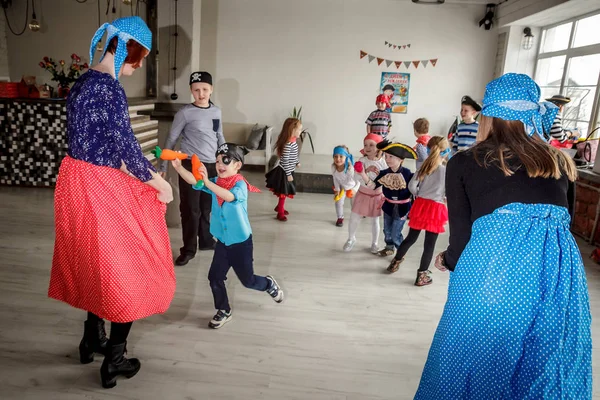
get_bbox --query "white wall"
[157,0,201,103]
[205,0,497,154]
[499,25,541,77]
[4,0,147,97]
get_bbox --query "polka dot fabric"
[48,156,176,323]
[481,73,559,137]
[89,16,152,79]
[414,203,592,399]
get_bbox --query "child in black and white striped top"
[265,118,302,221]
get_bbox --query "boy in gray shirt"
[160,71,225,266]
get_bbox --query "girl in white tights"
[343,134,387,253]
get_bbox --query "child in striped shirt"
[451,95,481,152]
[366,95,392,138]
[266,118,302,221]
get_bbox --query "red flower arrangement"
[39,54,89,97]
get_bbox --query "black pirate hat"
[377,139,417,160]
[461,95,482,112]
[216,143,249,165]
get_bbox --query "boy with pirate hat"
[451,95,481,153]
[172,143,285,329]
[358,140,416,256]
[160,71,225,266]
[545,94,580,143]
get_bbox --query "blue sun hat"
[481,73,559,138]
[89,16,152,79]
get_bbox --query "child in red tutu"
[386,136,450,286]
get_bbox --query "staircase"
[129,104,159,167]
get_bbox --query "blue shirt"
[66,70,155,182]
[194,178,252,246]
[451,121,479,152]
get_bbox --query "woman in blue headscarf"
[414,73,592,399]
[48,17,176,389]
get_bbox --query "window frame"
[534,11,600,137]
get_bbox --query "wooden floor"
[1,172,600,399]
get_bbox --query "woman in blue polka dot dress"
[414,73,592,399]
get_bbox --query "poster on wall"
[380,72,410,114]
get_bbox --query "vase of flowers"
[39,54,88,98]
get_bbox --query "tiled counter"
[0,98,159,187]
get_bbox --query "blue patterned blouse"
[66,69,155,182]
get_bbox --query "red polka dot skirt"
[48,156,176,323]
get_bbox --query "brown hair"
[474,116,577,181]
[413,118,429,134]
[106,37,149,69]
[417,136,448,180]
[274,118,301,157]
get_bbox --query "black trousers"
[179,160,217,256]
[208,236,270,312]
[394,228,439,271]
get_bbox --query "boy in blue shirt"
[172,143,284,329]
[451,95,481,152]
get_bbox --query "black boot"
[100,341,141,389]
[79,319,109,364]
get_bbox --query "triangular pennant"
[385,41,388,45]
[377,57,384,66]
[430,58,438,67]
[385,60,393,67]
[408,44,411,48]
[413,61,420,68]
[360,50,368,59]
[368,55,375,63]
[404,61,411,68]
[395,61,402,69]
[393,45,397,49]
[421,60,429,67]
[403,45,406,49]
[388,43,392,48]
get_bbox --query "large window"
[535,12,600,137]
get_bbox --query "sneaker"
[336,218,344,227]
[386,257,404,273]
[208,310,232,329]
[266,276,284,303]
[377,247,395,257]
[343,238,356,252]
[415,270,433,287]
[370,244,379,254]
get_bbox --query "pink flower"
[39,62,45,68]
[59,60,65,66]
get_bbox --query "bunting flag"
[386,40,411,49]
[359,50,439,69]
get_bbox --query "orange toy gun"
[151,146,189,160]
[191,154,205,189]
[152,146,204,189]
